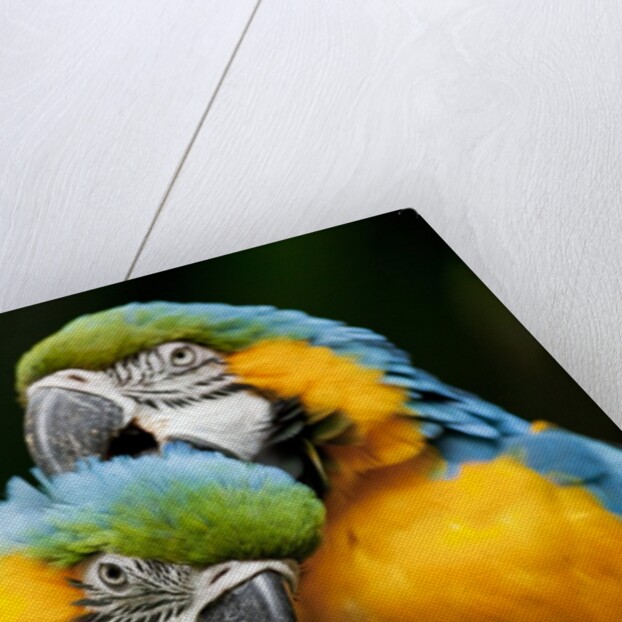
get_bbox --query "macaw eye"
[98,562,128,588]
[169,346,197,367]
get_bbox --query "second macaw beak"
[198,570,296,621]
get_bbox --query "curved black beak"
[25,387,125,475]
[198,571,296,621]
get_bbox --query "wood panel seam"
[124,0,265,280]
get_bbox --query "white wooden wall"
[1,1,621,425]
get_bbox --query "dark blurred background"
[1,210,620,484]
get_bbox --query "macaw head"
[0,445,324,621]
[18,302,426,488]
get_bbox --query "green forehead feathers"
[16,301,401,401]
[16,302,289,401]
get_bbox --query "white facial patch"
[136,389,274,460]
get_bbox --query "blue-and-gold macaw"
[16,302,622,620]
[0,444,324,621]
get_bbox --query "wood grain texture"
[0,0,257,312]
[132,0,622,425]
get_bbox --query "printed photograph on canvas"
[0,210,620,621]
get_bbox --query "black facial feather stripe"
[125,381,248,410]
[106,348,221,387]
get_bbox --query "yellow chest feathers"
[297,456,622,622]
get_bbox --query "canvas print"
[0,210,620,621]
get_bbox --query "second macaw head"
[0,445,324,621]
[18,302,424,487]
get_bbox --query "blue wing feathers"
[401,364,622,515]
